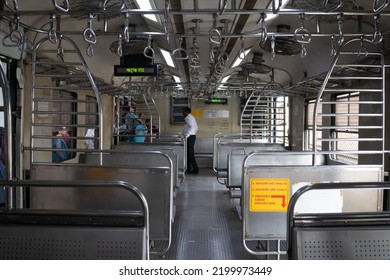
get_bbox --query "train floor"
[151,168,286,260]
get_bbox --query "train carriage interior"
[0,0,390,260]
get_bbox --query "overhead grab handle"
[330,35,337,57]
[164,0,170,43]
[294,14,312,45]
[218,0,228,16]
[84,14,96,57]
[321,0,342,12]
[83,14,97,44]
[2,15,23,47]
[57,35,65,58]
[270,35,276,60]
[123,13,130,42]
[209,14,222,45]
[337,13,344,46]
[238,36,247,60]
[172,36,189,60]
[4,0,19,12]
[117,34,123,57]
[372,14,383,44]
[144,35,156,61]
[294,13,311,58]
[52,0,70,13]
[48,14,58,44]
[272,0,282,14]
[358,36,368,57]
[373,0,389,13]
[209,28,222,45]
[257,13,268,45]
[102,0,109,11]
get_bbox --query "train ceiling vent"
[110,24,152,60]
[260,25,301,56]
[241,52,272,74]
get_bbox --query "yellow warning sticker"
[191,109,203,118]
[249,178,290,212]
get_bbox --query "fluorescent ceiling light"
[173,75,181,83]
[173,75,183,89]
[231,49,251,68]
[134,0,159,23]
[265,0,291,22]
[159,48,176,68]
[221,75,230,83]
[217,75,231,90]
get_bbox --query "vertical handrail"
[313,38,385,167]
[0,60,13,210]
[31,36,103,165]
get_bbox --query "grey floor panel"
[152,168,268,260]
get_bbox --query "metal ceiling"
[0,0,389,96]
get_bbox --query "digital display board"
[204,98,228,105]
[114,65,158,76]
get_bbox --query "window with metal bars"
[51,90,77,162]
[331,92,359,164]
[305,99,322,151]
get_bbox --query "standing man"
[182,107,199,174]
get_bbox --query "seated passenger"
[132,118,147,143]
[52,128,70,163]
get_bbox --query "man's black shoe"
[189,169,199,174]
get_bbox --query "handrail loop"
[337,13,344,46]
[4,0,19,12]
[52,0,70,13]
[270,35,276,60]
[164,0,170,43]
[238,36,246,60]
[143,35,155,61]
[294,13,311,58]
[358,36,369,56]
[86,44,94,57]
[84,14,96,57]
[83,14,97,44]
[57,35,65,58]
[258,13,268,45]
[2,15,23,47]
[218,0,228,16]
[209,44,216,63]
[321,0,342,12]
[172,36,189,60]
[294,14,312,44]
[373,0,389,13]
[209,13,222,45]
[17,31,33,53]
[218,52,229,63]
[123,13,130,43]
[372,14,383,44]
[117,34,123,57]
[104,18,108,32]
[102,0,109,11]
[330,34,337,57]
[48,14,58,44]
[272,0,282,14]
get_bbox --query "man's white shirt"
[182,113,198,138]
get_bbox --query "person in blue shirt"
[52,128,70,163]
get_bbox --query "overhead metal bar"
[1,8,390,17]
[120,8,390,16]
